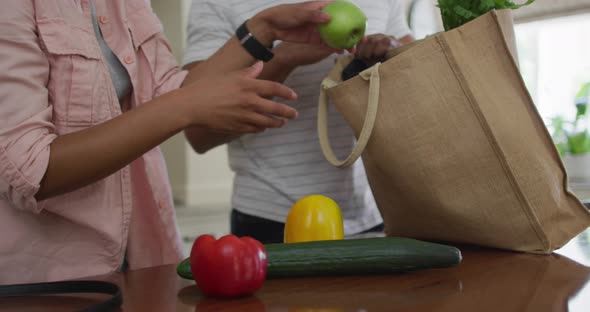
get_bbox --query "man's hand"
[247,0,353,54]
[355,34,402,66]
[274,42,337,68]
[249,1,333,47]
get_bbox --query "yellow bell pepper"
[284,195,344,243]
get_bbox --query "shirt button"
[99,16,108,24]
[123,55,134,64]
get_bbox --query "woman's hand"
[180,62,298,134]
[247,1,335,48]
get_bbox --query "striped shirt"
[184,0,411,234]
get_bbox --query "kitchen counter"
[2,229,589,312]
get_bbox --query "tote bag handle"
[318,63,381,168]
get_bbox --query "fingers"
[254,1,336,46]
[314,44,341,57]
[241,61,264,79]
[243,113,287,129]
[231,124,266,134]
[355,34,394,62]
[246,79,298,101]
[355,35,373,59]
[211,124,266,134]
[275,1,331,28]
[372,36,394,59]
[299,1,335,12]
[355,39,369,60]
[289,6,330,26]
[390,38,402,49]
[251,97,298,120]
[223,105,291,133]
[221,69,299,134]
[236,97,298,131]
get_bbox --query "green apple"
[318,1,367,49]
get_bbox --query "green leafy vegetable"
[548,82,590,156]
[567,131,590,155]
[437,0,535,31]
[575,82,590,119]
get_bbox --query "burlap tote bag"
[318,9,590,254]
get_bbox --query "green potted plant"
[436,0,535,31]
[549,82,590,182]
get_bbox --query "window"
[515,13,590,121]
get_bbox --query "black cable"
[0,280,122,312]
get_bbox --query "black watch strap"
[236,20,274,62]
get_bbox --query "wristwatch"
[235,20,274,62]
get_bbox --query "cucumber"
[176,237,461,280]
[265,237,461,278]
[177,256,193,280]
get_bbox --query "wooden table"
[3,229,590,312]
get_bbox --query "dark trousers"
[231,209,384,244]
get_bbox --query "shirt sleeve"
[150,31,189,97]
[0,0,58,213]
[386,0,413,39]
[183,0,236,67]
[139,3,189,97]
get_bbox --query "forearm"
[182,57,296,154]
[182,21,287,153]
[185,17,275,83]
[184,38,252,83]
[258,54,297,83]
[182,127,236,154]
[182,58,240,154]
[36,90,191,200]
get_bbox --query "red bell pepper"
[190,234,267,298]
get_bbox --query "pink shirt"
[0,0,187,283]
